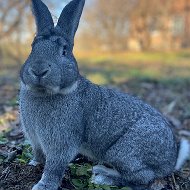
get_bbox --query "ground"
[0,52,190,190]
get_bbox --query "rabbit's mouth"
[31,85,47,92]
[26,84,60,95]
[34,85,45,90]
[26,81,78,95]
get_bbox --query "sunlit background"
[1,0,190,129]
[1,1,190,189]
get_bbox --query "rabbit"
[19,0,190,190]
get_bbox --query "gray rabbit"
[19,0,190,190]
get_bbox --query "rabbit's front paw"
[32,181,46,190]
[32,181,57,190]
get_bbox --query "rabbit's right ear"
[31,0,54,35]
[56,0,85,45]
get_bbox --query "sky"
[46,0,92,19]
[45,0,91,33]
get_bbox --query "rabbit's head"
[20,0,85,94]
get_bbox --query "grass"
[76,50,190,64]
[75,50,190,85]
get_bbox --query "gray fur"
[20,0,178,190]
[56,0,85,45]
[31,0,54,35]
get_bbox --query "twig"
[171,174,176,190]
[0,166,10,180]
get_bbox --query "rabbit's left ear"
[56,0,85,45]
[31,0,54,35]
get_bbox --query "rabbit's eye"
[62,45,67,56]
[62,50,67,56]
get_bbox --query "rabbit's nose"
[29,67,50,79]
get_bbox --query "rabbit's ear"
[56,0,85,45]
[31,0,54,34]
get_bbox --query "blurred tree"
[80,0,135,51]
[0,0,31,67]
[80,0,184,51]
[182,0,190,48]
[129,0,173,50]
[0,0,30,39]
[0,0,189,60]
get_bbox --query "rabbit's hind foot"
[91,165,122,186]
[29,160,41,166]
